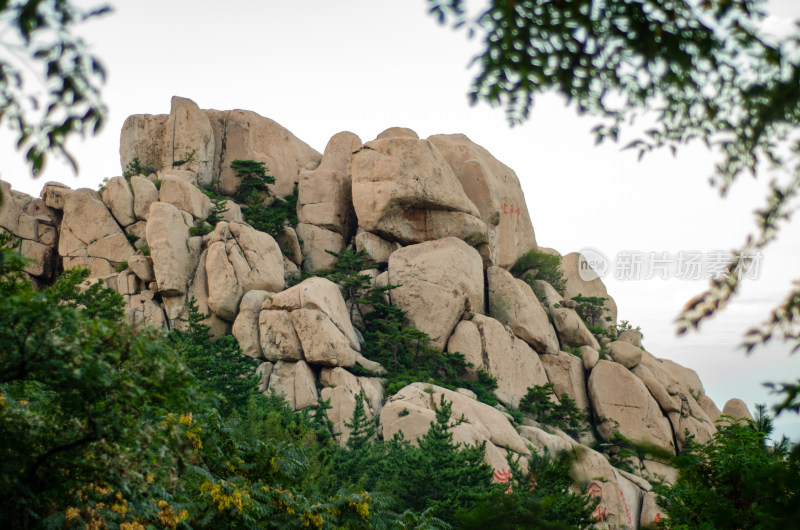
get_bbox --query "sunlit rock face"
[2,96,751,529]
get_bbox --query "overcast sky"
[2,0,799,439]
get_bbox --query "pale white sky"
[2,0,799,439]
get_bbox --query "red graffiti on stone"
[586,482,606,520]
[494,469,511,483]
[620,489,632,525]
[502,204,520,220]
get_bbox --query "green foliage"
[125,232,139,245]
[0,242,453,528]
[512,249,565,295]
[122,156,158,179]
[206,196,229,225]
[232,160,299,239]
[0,0,109,176]
[0,245,202,527]
[231,159,275,203]
[189,222,213,236]
[601,432,673,475]
[153,178,163,190]
[336,394,491,523]
[519,383,588,438]
[140,243,151,256]
[655,418,800,529]
[571,295,606,326]
[171,298,259,417]
[44,266,125,321]
[455,449,595,529]
[115,260,128,272]
[318,248,377,324]
[189,195,229,236]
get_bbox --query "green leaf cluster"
[170,298,259,417]
[333,394,594,528]
[0,0,109,176]
[570,295,607,328]
[0,247,202,527]
[519,383,588,438]
[655,417,800,529]
[232,159,298,238]
[512,249,566,295]
[455,449,594,530]
[122,156,158,179]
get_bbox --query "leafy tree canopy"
[655,413,800,529]
[0,0,109,176]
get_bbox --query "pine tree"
[171,297,259,417]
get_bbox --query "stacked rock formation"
[0,96,755,529]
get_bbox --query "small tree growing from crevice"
[231,159,298,239]
[519,383,588,438]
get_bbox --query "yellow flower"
[179,412,193,426]
[65,507,81,522]
[301,511,324,528]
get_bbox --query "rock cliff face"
[1,96,754,529]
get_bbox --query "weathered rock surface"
[232,290,270,359]
[100,177,136,227]
[540,351,590,414]
[119,113,168,176]
[295,222,344,271]
[446,319,483,376]
[351,135,486,245]
[205,221,283,319]
[126,291,167,329]
[428,133,537,268]
[268,276,360,351]
[618,328,643,348]
[206,108,321,198]
[259,310,304,362]
[266,360,319,411]
[297,131,360,235]
[146,201,192,295]
[389,238,484,350]
[355,231,400,265]
[607,340,643,369]
[165,96,215,185]
[722,398,754,423]
[580,345,600,370]
[589,360,676,456]
[319,367,384,445]
[470,314,549,408]
[487,266,559,354]
[291,308,357,367]
[551,307,601,350]
[59,189,134,276]
[158,174,211,219]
